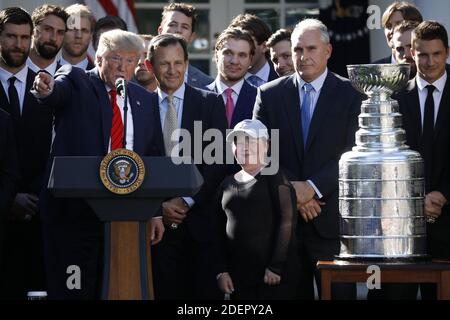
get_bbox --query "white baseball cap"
[226,119,269,142]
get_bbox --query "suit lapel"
[181,85,196,134]
[305,72,336,151]
[21,68,36,117]
[231,80,254,126]
[434,77,450,139]
[405,79,422,147]
[128,87,143,153]
[283,75,304,162]
[88,69,112,153]
[0,80,9,113]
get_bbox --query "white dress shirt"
[245,60,271,84]
[416,71,447,127]
[295,68,329,199]
[27,57,59,75]
[59,56,90,70]
[0,65,29,114]
[207,77,244,107]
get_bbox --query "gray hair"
[291,18,330,44]
[96,29,144,60]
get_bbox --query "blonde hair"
[96,29,144,60]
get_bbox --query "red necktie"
[225,88,234,128]
[109,89,124,150]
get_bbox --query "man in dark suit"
[0,7,52,299]
[158,3,213,89]
[229,14,278,87]
[206,28,257,128]
[59,4,95,70]
[32,29,162,299]
[145,34,227,300]
[253,19,362,300]
[372,2,422,64]
[0,110,20,281]
[394,21,450,300]
[27,4,67,75]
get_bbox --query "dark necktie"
[7,76,21,123]
[421,84,435,190]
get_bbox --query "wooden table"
[317,260,450,300]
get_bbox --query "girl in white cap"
[214,119,299,300]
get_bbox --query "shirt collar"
[0,65,28,84]
[245,60,270,82]
[214,77,245,96]
[296,68,328,92]
[60,56,89,70]
[391,53,397,64]
[416,71,447,93]
[158,83,186,104]
[27,57,58,75]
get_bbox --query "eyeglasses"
[107,55,137,67]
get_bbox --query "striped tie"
[109,89,124,150]
[163,94,178,156]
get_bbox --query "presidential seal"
[100,149,145,195]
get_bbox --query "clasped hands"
[425,191,447,222]
[162,197,189,227]
[291,181,325,223]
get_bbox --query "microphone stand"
[121,82,128,149]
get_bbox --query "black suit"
[253,72,362,299]
[151,84,227,299]
[0,110,20,279]
[0,68,52,299]
[268,60,279,82]
[398,78,450,259]
[372,75,450,301]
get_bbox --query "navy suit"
[207,79,258,175]
[0,68,52,299]
[37,65,161,299]
[253,72,363,299]
[187,64,214,90]
[151,84,227,299]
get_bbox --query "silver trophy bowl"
[338,64,428,260]
[347,64,410,100]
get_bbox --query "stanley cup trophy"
[338,64,428,260]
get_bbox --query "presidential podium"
[48,156,203,300]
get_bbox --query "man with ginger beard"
[60,4,95,70]
[0,7,52,299]
[27,4,67,75]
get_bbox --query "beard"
[135,70,154,85]
[36,41,60,60]
[1,47,29,68]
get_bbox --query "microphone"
[114,77,128,149]
[115,78,127,98]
